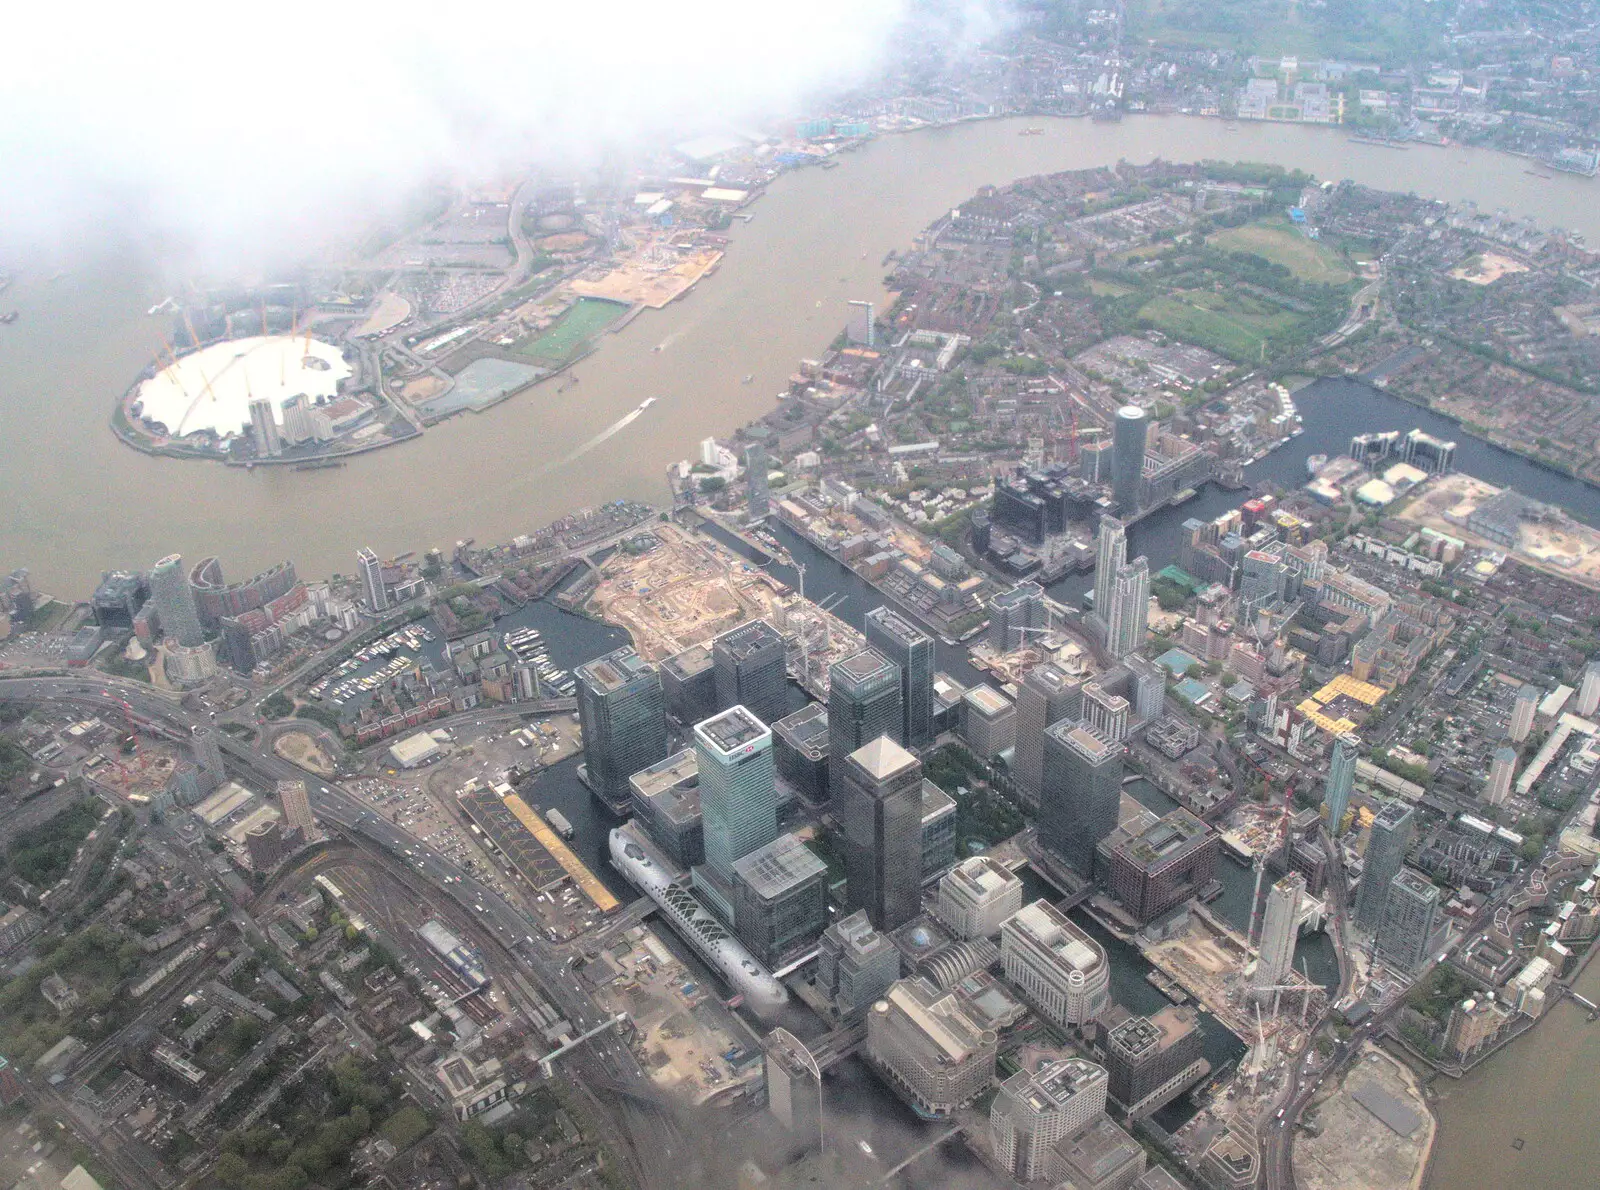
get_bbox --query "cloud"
[1,0,1019,270]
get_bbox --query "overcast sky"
[3,1,1006,271]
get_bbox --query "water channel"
[6,114,1600,599]
[8,112,1600,1186]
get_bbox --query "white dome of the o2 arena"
[135,335,352,439]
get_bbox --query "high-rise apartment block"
[864,606,935,749]
[1112,405,1148,514]
[1093,517,1127,624]
[745,442,770,520]
[357,547,388,612]
[1000,900,1111,1028]
[1484,746,1517,807]
[277,779,318,844]
[1040,722,1123,877]
[838,737,924,930]
[1376,868,1441,974]
[1324,732,1360,835]
[149,554,205,647]
[713,619,787,727]
[816,909,901,1020]
[1579,658,1600,718]
[1105,557,1150,659]
[1355,800,1416,931]
[248,398,282,458]
[1081,681,1131,745]
[1252,872,1304,991]
[990,1058,1108,1183]
[866,977,998,1118]
[1509,683,1539,743]
[935,856,1024,939]
[575,647,668,813]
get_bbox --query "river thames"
[5,111,1600,1187]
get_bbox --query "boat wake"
[542,398,657,471]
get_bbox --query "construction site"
[569,237,724,309]
[585,524,864,694]
[1397,472,1600,589]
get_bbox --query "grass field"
[1140,291,1305,361]
[1090,278,1138,297]
[516,297,628,365]
[1208,219,1354,284]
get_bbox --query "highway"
[0,675,651,1172]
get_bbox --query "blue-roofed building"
[1156,648,1200,678]
[1174,678,1214,709]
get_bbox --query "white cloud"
[4,0,934,268]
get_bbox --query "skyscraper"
[1105,557,1150,659]
[846,299,875,347]
[988,581,1045,653]
[828,648,903,776]
[694,706,778,888]
[1112,405,1148,514]
[660,642,718,726]
[990,1059,1108,1183]
[357,547,388,612]
[1509,683,1539,743]
[712,619,787,727]
[1252,872,1304,991]
[1040,722,1123,877]
[1092,516,1127,624]
[837,736,924,930]
[191,725,224,794]
[1355,800,1416,931]
[1013,663,1083,806]
[1376,868,1441,974]
[149,555,205,647]
[864,606,935,749]
[745,442,770,520]
[817,909,901,1019]
[277,779,318,844]
[1323,733,1360,835]
[248,398,282,457]
[1579,658,1600,718]
[1484,746,1517,806]
[575,647,669,813]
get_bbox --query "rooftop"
[866,605,932,647]
[849,735,920,782]
[946,855,1020,899]
[661,642,714,681]
[732,833,827,900]
[881,976,994,1061]
[714,618,784,661]
[1046,720,1119,763]
[1109,1005,1199,1059]
[773,703,830,757]
[696,705,770,755]
[577,647,656,694]
[833,647,899,690]
[963,685,1013,718]
[1117,809,1211,867]
[922,779,956,824]
[1006,900,1106,974]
